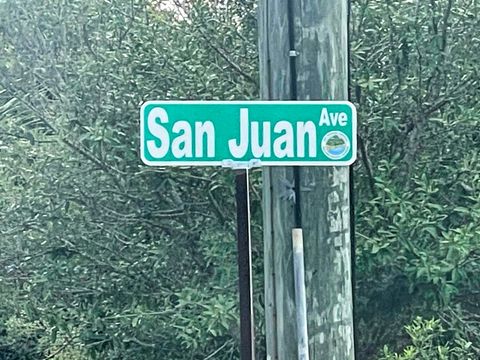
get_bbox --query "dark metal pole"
[235,168,255,360]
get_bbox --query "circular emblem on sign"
[321,131,350,160]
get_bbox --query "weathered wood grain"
[259,0,355,359]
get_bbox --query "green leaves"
[380,317,476,360]
[352,0,480,356]
[0,0,258,359]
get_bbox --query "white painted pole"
[292,228,310,360]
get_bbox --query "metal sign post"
[234,168,255,360]
[139,100,357,360]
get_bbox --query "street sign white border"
[140,100,357,167]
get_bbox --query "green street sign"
[140,101,356,167]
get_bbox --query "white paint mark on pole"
[292,228,310,360]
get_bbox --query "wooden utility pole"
[258,0,355,359]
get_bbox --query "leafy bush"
[380,317,475,360]
[0,0,259,358]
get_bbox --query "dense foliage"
[0,1,259,359]
[351,0,480,357]
[0,0,478,359]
